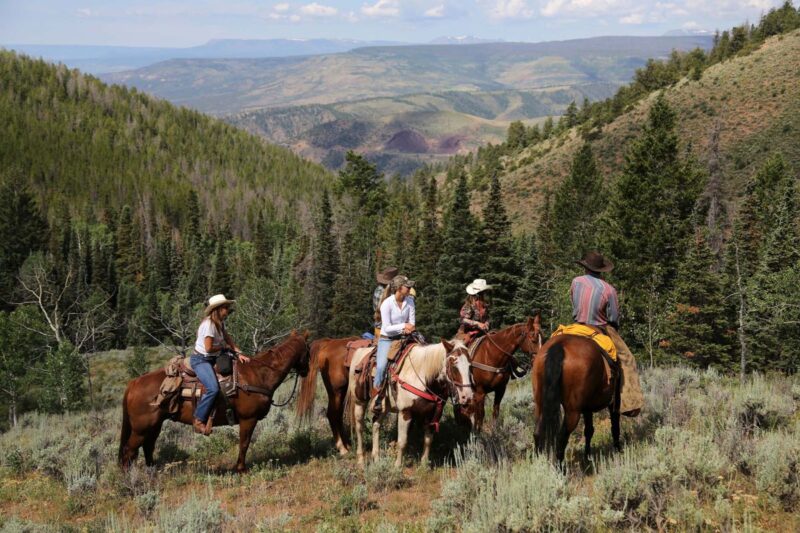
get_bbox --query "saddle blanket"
[551,323,617,361]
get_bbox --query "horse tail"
[541,341,565,454]
[118,381,133,465]
[296,340,321,422]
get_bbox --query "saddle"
[353,337,416,403]
[150,355,238,415]
[551,323,620,408]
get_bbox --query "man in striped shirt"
[571,251,644,417]
[570,251,619,329]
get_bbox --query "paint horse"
[347,339,473,467]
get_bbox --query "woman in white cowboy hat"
[190,294,251,435]
[457,279,493,344]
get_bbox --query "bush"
[750,431,800,511]
[155,493,225,532]
[364,456,408,492]
[730,375,796,433]
[335,484,370,516]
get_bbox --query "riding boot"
[193,418,210,435]
[204,417,214,436]
[371,386,384,414]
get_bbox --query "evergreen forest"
[1,3,800,430]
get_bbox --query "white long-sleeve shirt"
[379,295,415,338]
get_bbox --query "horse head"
[441,338,474,408]
[520,311,543,356]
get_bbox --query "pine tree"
[600,95,704,339]
[510,234,552,326]
[746,160,800,373]
[429,170,483,338]
[412,175,442,336]
[308,192,339,338]
[480,174,517,327]
[547,142,604,267]
[115,206,139,284]
[0,174,49,308]
[663,231,732,368]
[208,233,233,297]
[506,121,527,150]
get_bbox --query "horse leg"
[420,424,433,466]
[371,412,384,462]
[473,390,486,433]
[142,420,164,467]
[396,411,411,468]
[121,431,146,467]
[582,411,594,458]
[610,407,622,452]
[491,383,508,431]
[557,410,580,465]
[354,402,366,466]
[330,388,349,456]
[236,417,258,473]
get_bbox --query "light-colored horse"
[347,339,474,467]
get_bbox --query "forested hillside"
[435,3,800,375]
[0,51,330,234]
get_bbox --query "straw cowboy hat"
[204,294,236,316]
[377,266,399,285]
[576,251,614,273]
[466,279,493,295]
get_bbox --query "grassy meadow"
[1,348,798,532]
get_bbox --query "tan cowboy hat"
[204,294,236,316]
[377,266,399,285]
[576,251,614,273]
[466,279,493,295]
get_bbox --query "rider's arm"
[607,287,620,329]
[408,298,415,326]
[459,303,481,328]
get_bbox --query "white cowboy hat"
[204,294,236,316]
[466,279,493,295]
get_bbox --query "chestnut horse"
[296,336,358,455]
[532,334,621,464]
[119,331,310,472]
[464,316,542,432]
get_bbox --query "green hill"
[489,29,800,231]
[103,36,712,115]
[228,84,619,174]
[0,50,332,232]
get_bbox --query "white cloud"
[289,14,302,21]
[484,0,535,19]
[424,4,446,18]
[619,12,644,23]
[300,2,338,16]
[361,0,401,18]
[76,8,95,18]
[273,2,290,12]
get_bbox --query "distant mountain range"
[1,38,410,73]
[104,36,714,115]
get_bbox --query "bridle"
[238,336,311,408]
[472,323,542,374]
[444,344,473,406]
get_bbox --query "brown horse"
[463,316,542,432]
[296,336,358,455]
[119,331,311,472]
[532,334,621,464]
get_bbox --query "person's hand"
[238,354,251,364]
[404,323,415,334]
[481,322,489,331]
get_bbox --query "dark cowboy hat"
[576,251,614,273]
[376,266,399,285]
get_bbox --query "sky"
[0,0,787,47]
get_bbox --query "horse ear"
[302,329,310,339]
[291,329,297,336]
[441,338,454,352]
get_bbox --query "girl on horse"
[372,275,416,413]
[191,294,251,435]
[457,279,493,344]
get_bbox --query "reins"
[236,340,309,408]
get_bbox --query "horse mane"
[400,342,447,382]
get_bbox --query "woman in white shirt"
[191,294,251,435]
[372,275,416,405]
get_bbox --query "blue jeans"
[191,355,219,423]
[373,338,394,388]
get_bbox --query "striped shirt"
[570,274,619,327]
